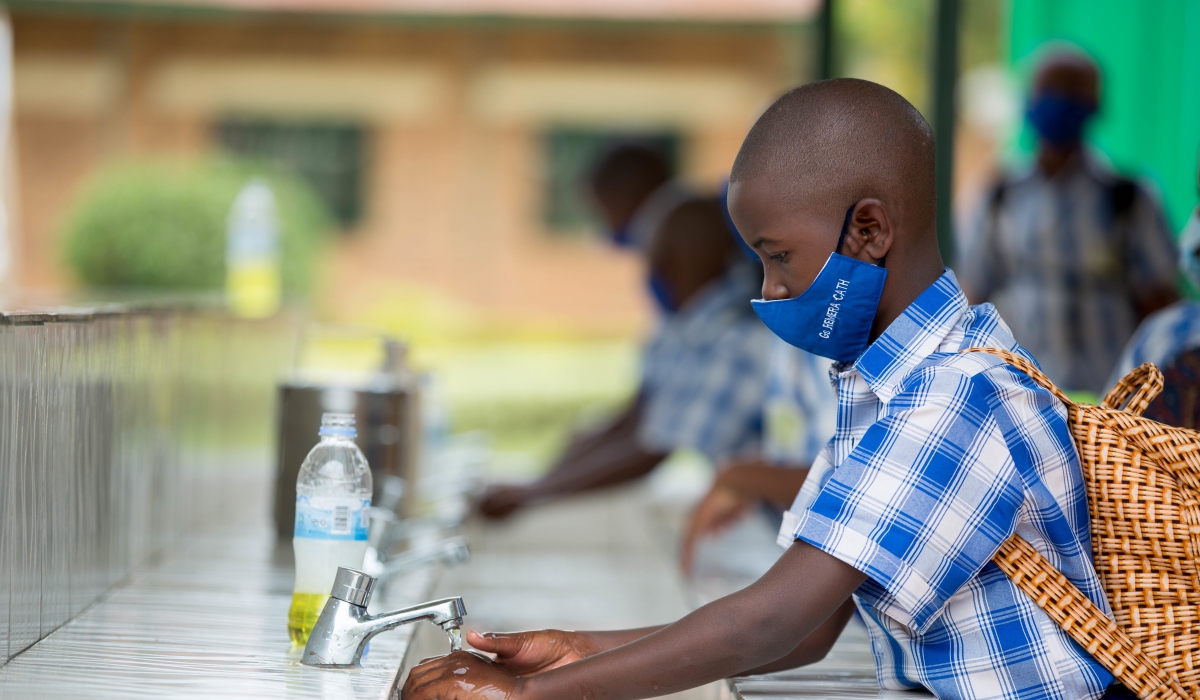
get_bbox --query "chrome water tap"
[302,567,467,667]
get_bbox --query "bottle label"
[295,495,370,540]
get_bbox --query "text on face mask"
[819,279,850,339]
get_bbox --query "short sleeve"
[638,319,770,463]
[787,368,1024,632]
[1124,185,1179,295]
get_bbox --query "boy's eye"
[768,252,788,263]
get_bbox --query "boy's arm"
[479,396,668,518]
[711,461,810,510]
[467,594,853,680]
[681,461,809,573]
[402,541,865,700]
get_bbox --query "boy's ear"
[840,199,893,264]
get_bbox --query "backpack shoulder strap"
[961,347,1072,405]
[1101,362,1164,415]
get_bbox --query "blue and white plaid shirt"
[778,270,1113,700]
[640,262,771,464]
[1109,300,1200,390]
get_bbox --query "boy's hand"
[467,629,600,675]
[402,650,522,700]
[478,485,533,519]
[680,481,753,575]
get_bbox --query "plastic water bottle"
[288,412,373,646]
[226,178,281,319]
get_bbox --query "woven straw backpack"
[970,348,1200,700]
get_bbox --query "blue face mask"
[608,223,636,248]
[648,272,678,314]
[1026,93,1096,146]
[750,206,888,363]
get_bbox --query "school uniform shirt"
[1108,300,1200,389]
[761,337,837,466]
[958,153,1177,395]
[778,270,1113,700]
[639,261,771,464]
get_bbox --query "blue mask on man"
[1026,93,1096,146]
[750,205,888,363]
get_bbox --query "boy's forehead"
[729,179,826,234]
[729,179,790,222]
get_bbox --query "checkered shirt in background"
[761,337,838,466]
[958,155,1177,395]
[639,261,771,464]
[1108,300,1200,390]
[779,270,1114,700]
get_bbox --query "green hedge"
[61,158,331,294]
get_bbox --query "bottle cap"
[319,412,356,438]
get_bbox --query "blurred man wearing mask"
[960,47,1178,394]
[478,196,771,518]
[1108,154,1200,427]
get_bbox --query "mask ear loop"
[834,204,856,255]
[834,202,888,268]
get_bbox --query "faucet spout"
[379,536,470,584]
[364,596,467,632]
[302,567,467,667]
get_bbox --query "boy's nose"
[761,275,792,302]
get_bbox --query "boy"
[587,142,687,250]
[406,79,1114,700]
[480,197,771,519]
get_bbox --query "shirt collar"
[849,269,969,403]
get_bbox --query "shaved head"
[1032,49,1100,105]
[731,78,936,240]
[727,78,945,341]
[649,197,733,276]
[588,143,671,231]
[649,197,735,309]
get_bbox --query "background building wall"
[11,11,804,335]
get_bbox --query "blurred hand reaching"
[477,485,533,520]
[680,481,753,575]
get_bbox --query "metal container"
[272,376,419,540]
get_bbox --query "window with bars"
[216,118,367,229]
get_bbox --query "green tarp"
[1008,0,1200,232]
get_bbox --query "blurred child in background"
[478,190,772,518]
[1109,154,1200,427]
[679,288,838,574]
